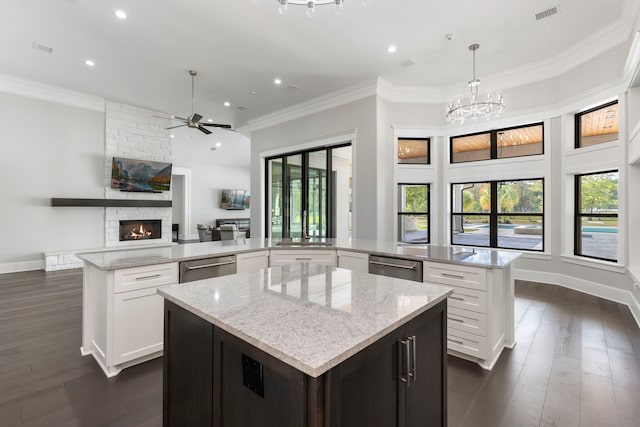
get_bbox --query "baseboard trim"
[0,260,45,274]
[515,268,640,328]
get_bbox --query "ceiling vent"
[281,85,299,92]
[535,5,560,21]
[400,59,416,68]
[236,106,247,111]
[32,42,53,54]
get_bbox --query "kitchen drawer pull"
[448,338,465,345]
[295,257,313,261]
[399,339,411,386]
[369,260,416,270]
[408,335,417,383]
[135,274,161,280]
[186,261,236,270]
[449,295,464,301]
[441,272,465,279]
[449,317,465,323]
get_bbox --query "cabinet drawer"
[448,306,486,337]
[447,328,487,359]
[447,287,486,314]
[269,250,336,266]
[114,262,178,293]
[423,262,486,291]
[336,250,368,273]
[236,251,269,273]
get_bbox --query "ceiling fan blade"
[200,123,233,129]
[166,124,187,129]
[191,113,203,124]
[171,115,189,121]
[197,125,212,135]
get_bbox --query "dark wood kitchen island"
[158,264,452,427]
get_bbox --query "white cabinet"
[423,260,511,370]
[237,251,269,273]
[269,249,336,266]
[336,250,369,272]
[82,262,178,377]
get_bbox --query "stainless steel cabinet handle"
[399,339,411,386]
[441,272,465,279]
[448,338,465,345]
[449,295,464,301]
[449,317,465,323]
[295,257,313,261]
[186,261,236,270]
[408,335,417,383]
[135,274,161,280]
[369,260,417,270]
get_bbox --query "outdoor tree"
[581,173,618,213]
[404,186,428,212]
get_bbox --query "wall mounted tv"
[111,157,172,192]
[221,190,250,210]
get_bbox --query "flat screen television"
[111,157,172,192]
[221,189,250,210]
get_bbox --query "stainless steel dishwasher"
[179,255,237,283]
[368,255,423,282]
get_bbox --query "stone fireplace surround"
[45,101,173,271]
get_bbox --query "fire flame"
[128,224,152,239]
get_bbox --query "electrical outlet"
[242,353,264,398]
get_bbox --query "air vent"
[32,42,53,54]
[236,106,247,111]
[400,59,416,68]
[281,85,299,92]
[535,5,560,21]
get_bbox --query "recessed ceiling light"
[224,101,230,107]
[85,59,95,67]
[387,45,397,53]
[274,78,282,85]
[207,118,213,123]
[216,142,222,147]
[250,91,257,95]
[115,9,127,19]
[170,134,174,139]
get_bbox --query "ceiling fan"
[166,70,232,135]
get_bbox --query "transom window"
[397,138,430,164]
[575,101,619,148]
[575,171,618,262]
[451,179,544,251]
[450,123,543,164]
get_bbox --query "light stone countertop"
[78,237,521,271]
[157,264,453,378]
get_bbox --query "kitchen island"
[79,238,519,376]
[158,263,453,426]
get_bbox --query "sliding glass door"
[266,143,351,239]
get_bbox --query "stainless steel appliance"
[368,255,423,282]
[179,255,237,283]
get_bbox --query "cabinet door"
[236,251,269,273]
[336,250,368,272]
[112,286,165,365]
[269,249,336,266]
[327,326,406,427]
[404,299,447,427]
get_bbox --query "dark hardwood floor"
[0,270,638,426]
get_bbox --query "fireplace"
[119,220,162,242]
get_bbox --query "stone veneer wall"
[104,101,173,247]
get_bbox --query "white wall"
[250,96,377,239]
[0,92,105,272]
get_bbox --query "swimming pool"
[582,227,618,233]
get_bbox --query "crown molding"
[0,73,105,112]
[625,31,640,88]
[247,80,377,131]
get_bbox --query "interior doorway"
[171,167,192,241]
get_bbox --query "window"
[451,123,543,164]
[398,184,429,243]
[575,101,618,148]
[265,144,352,239]
[575,171,618,262]
[451,179,544,251]
[397,138,430,164]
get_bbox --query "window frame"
[397,137,431,165]
[574,170,618,262]
[450,178,545,252]
[397,183,430,244]
[574,100,619,149]
[450,122,544,164]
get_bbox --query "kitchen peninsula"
[79,238,520,377]
[159,263,452,426]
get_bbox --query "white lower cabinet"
[82,262,178,377]
[237,251,270,273]
[336,250,369,272]
[269,249,336,266]
[424,260,510,370]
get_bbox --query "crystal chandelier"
[446,44,505,124]
[277,0,344,17]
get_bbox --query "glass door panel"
[287,155,303,238]
[268,159,283,238]
[308,151,327,238]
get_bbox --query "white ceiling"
[0,0,632,128]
